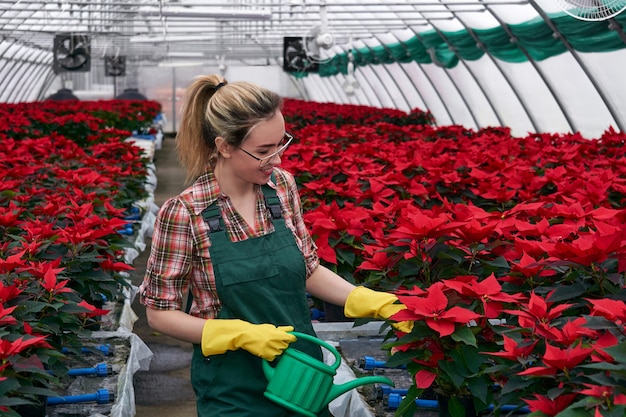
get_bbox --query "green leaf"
[547,283,587,303]
[450,325,478,348]
[603,341,626,364]
[386,349,418,368]
[439,359,467,388]
[336,248,356,265]
[482,256,510,269]
[0,379,21,398]
[395,386,420,417]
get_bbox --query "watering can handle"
[289,331,342,371]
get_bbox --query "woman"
[139,74,410,417]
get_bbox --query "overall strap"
[262,172,283,221]
[201,204,224,233]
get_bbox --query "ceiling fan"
[302,1,336,64]
[551,0,626,20]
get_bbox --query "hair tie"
[214,82,225,91]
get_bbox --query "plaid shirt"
[139,167,320,319]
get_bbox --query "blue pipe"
[66,363,111,377]
[47,389,114,405]
[311,308,326,320]
[387,393,530,414]
[376,384,409,398]
[359,356,406,370]
[61,344,111,356]
[48,363,111,377]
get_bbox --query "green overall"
[190,181,329,417]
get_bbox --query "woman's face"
[231,111,288,184]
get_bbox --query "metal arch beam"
[485,7,576,133]
[0,46,35,102]
[366,6,472,118]
[426,25,504,127]
[327,75,348,104]
[335,44,375,107]
[371,32,439,115]
[20,61,48,102]
[351,69,377,107]
[331,73,352,104]
[287,76,309,101]
[37,69,56,101]
[322,73,344,103]
[370,33,449,120]
[422,24,494,129]
[309,73,337,103]
[450,17,540,133]
[334,2,438,113]
[4,46,42,102]
[366,35,414,112]
[13,55,40,102]
[351,41,401,108]
[2,59,32,102]
[527,0,624,132]
[12,49,47,102]
[607,18,626,44]
[392,36,456,125]
[410,28,481,128]
[350,65,384,107]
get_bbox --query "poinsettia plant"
[0,98,159,414]
[383,274,526,416]
[281,99,626,417]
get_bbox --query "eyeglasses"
[236,132,293,168]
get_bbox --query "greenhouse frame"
[1,0,625,137]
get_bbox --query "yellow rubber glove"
[344,287,413,333]
[201,319,296,361]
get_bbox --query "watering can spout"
[326,376,394,404]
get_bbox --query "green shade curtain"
[319,12,626,76]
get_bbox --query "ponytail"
[176,74,283,184]
[176,74,226,184]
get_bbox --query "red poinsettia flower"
[486,335,538,362]
[0,305,18,327]
[357,246,398,272]
[509,251,548,278]
[0,281,22,303]
[40,268,73,296]
[550,317,599,346]
[388,206,458,242]
[443,274,525,318]
[0,250,28,274]
[518,343,594,377]
[578,383,615,401]
[394,282,481,337]
[590,331,619,363]
[522,393,577,416]
[504,291,573,330]
[0,335,49,360]
[77,300,111,318]
[585,297,626,323]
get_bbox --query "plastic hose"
[311,308,326,320]
[47,389,114,405]
[375,384,408,399]
[61,344,111,356]
[387,393,530,414]
[66,363,112,377]
[358,356,406,370]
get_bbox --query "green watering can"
[262,331,394,417]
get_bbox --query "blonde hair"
[176,74,283,183]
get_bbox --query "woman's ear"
[215,136,233,159]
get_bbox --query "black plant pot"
[322,301,353,322]
[14,396,47,417]
[436,394,477,417]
